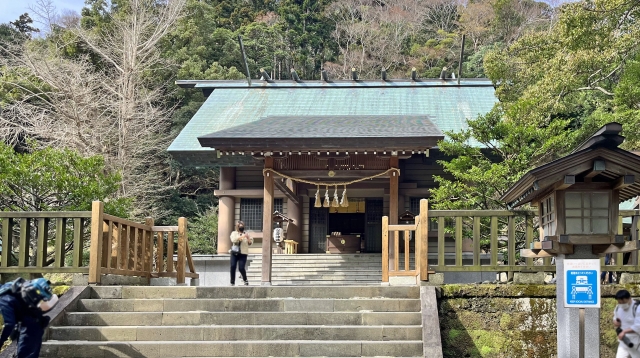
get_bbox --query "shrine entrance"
[309,198,383,254]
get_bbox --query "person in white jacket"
[613,289,640,358]
[229,221,253,286]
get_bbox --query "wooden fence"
[382,200,640,282]
[0,211,92,273]
[1,201,198,285]
[382,199,428,282]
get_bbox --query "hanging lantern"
[340,185,349,207]
[323,186,331,207]
[314,186,322,208]
[332,185,340,207]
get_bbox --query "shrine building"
[168,77,497,256]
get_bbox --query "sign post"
[563,259,601,358]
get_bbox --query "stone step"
[65,311,422,326]
[245,281,383,286]
[50,325,422,341]
[246,267,383,272]
[244,274,382,280]
[77,298,421,313]
[99,286,419,299]
[248,263,385,267]
[41,340,424,357]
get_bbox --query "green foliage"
[9,13,39,35]
[0,142,130,216]
[187,207,218,254]
[434,0,640,213]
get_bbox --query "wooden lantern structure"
[399,210,416,224]
[502,123,640,258]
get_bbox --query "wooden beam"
[584,160,606,179]
[613,175,635,190]
[277,170,391,179]
[553,175,575,190]
[214,189,288,198]
[273,179,300,205]
[520,249,557,258]
[592,240,640,254]
[551,234,621,245]
[389,224,417,231]
[540,240,574,254]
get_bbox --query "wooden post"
[55,218,66,268]
[88,201,105,284]
[415,217,420,275]
[507,216,515,281]
[419,199,429,280]
[133,228,139,271]
[36,218,48,267]
[157,232,164,273]
[103,221,113,268]
[490,217,498,266]
[389,157,399,272]
[382,216,389,282]
[525,217,533,267]
[166,232,174,273]
[437,217,445,267]
[1,218,12,267]
[177,217,187,285]
[144,218,153,273]
[455,217,463,267]
[262,156,275,285]
[18,218,30,267]
[73,218,83,267]
[116,223,124,270]
[404,230,410,271]
[473,217,481,267]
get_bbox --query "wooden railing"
[426,209,545,280]
[88,201,198,285]
[0,212,93,273]
[382,199,428,282]
[0,201,198,285]
[602,209,640,272]
[386,203,640,282]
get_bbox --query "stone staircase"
[42,286,424,357]
[245,254,412,286]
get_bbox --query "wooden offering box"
[326,235,361,254]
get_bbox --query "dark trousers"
[230,253,248,284]
[0,295,45,358]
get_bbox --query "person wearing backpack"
[0,277,59,358]
[613,289,640,358]
[229,220,253,286]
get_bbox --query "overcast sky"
[0,0,85,25]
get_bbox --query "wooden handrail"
[0,201,198,285]
[384,203,640,284]
[87,201,198,284]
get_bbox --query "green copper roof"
[168,79,497,166]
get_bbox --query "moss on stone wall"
[440,284,629,358]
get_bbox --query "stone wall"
[438,284,636,358]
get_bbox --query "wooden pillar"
[217,167,235,255]
[389,156,399,269]
[262,156,275,285]
[88,201,105,285]
[286,179,302,245]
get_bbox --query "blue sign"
[563,259,600,308]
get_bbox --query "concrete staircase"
[42,286,424,357]
[245,254,415,286]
